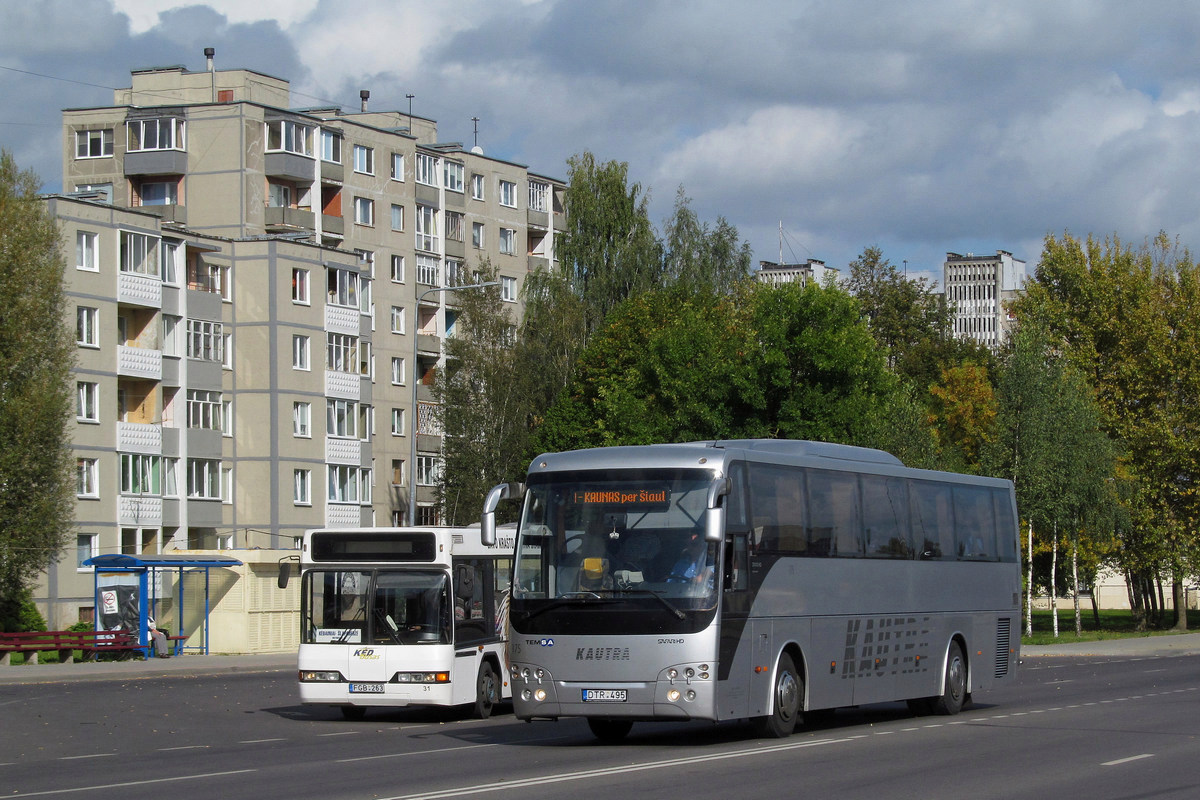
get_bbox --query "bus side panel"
[807,616,857,710]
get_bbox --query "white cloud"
[112,0,319,33]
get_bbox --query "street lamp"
[408,281,499,525]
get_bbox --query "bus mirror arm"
[481,482,524,547]
[705,477,730,543]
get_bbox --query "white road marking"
[1102,754,1154,767]
[6,769,255,798]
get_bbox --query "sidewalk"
[0,652,296,685]
[1021,631,1200,658]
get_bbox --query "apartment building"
[943,250,1026,349]
[755,259,836,287]
[38,59,565,629]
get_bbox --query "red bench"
[0,630,142,665]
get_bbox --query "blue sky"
[5,0,1200,286]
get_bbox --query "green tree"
[536,281,908,452]
[662,188,753,295]
[556,152,662,334]
[0,152,75,631]
[1014,232,1200,630]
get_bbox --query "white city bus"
[288,526,514,719]
[482,440,1021,740]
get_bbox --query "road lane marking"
[6,769,255,798]
[379,737,856,800]
[1102,754,1154,766]
[57,754,116,761]
[158,745,209,751]
[238,738,286,744]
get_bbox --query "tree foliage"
[0,152,75,629]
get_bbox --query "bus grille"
[994,618,1011,678]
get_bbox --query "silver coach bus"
[481,439,1020,741]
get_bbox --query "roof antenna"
[406,94,415,132]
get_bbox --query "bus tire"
[474,662,499,719]
[587,718,633,742]
[931,641,967,715]
[752,652,802,738]
[340,706,366,721]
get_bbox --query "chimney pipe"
[204,47,215,72]
[360,90,370,112]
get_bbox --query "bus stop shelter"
[84,554,243,656]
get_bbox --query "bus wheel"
[932,641,967,715]
[587,718,633,742]
[340,706,366,721]
[753,653,802,738]
[474,662,499,719]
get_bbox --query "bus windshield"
[513,469,718,609]
[301,569,451,646]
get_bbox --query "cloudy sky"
[4,1,1200,285]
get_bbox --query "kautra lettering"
[576,647,631,661]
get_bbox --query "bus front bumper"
[509,664,716,721]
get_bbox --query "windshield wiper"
[517,594,617,623]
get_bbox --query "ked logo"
[353,648,380,660]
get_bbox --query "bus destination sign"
[570,485,670,511]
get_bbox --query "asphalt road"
[1,649,1198,800]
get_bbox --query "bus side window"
[953,485,997,560]
[911,480,955,560]
[724,533,748,592]
[861,474,913,558]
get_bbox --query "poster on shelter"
[97,574,140,632]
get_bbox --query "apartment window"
[187,458,221,499]
[353,144,374,175]
[390,152,405,181]
[359,341,373,379]
[416,255,439,286]
[391,356,405,385]
[416,205,438,252]
[390,254,405,283]
[120,453,161,495]
[391,306,405,334]
[391,204,404,231]
[75,129,114,159]
[326,332,359,373]
[76,382,98,422]
[498,180,517,208]
[268,182,292,208]
[292,334,310,370]
[186,389,222,430]
[444,161,464,192]
[499,227,515,255]
[471,173,485,200]
[471,222,485,249]
[360,469,373,504]
[446,259,463,287]
[265,119,313,156]
[294,469,311,505]
[327,464,360,503]
[127,117,185,152]
[529,180,549,213]
[327,267,360,308]
[391,459,405,485]
[76,231,99,271]
[222,332,233,369]
[161,241,180,285]
[120,231,159,276]
[326,398,360,438]
[77,306,98,347]
[354,196,374,226]
[292,268,309,304]
[163,458,179,497]
[77,534,98,569]
[391,408,405,435]
[186,319,224,362]
[502,275,517,302]
[162,315,181,357]
[416,454,440,486]
[293,401,311,437]
[221,400,233,436]
[187,258,226,295]
[416,153,438,186]
[76,458,99,498]
[445,211,464,243]
[138,180,178,206]
[320,129,342,163]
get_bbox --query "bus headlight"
[298,670,344,682]
[392,672,450,683]
[667,689,681,702]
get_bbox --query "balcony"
[324,304,359,335]
[124,149,188,176]
[326,503,370,528]
[416,333,441,356]
[321,214,344,236]
[118,271,162,308]
[325,437,362,465]
[265,206,315,231]
[139,204,188,225]
[325,370,360,400]
[321,161,344,183]
[117,422,162,454]
[527,208,550,229]
[117,345,162,380]
[264,151,315,182]
[118,494,163,526]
